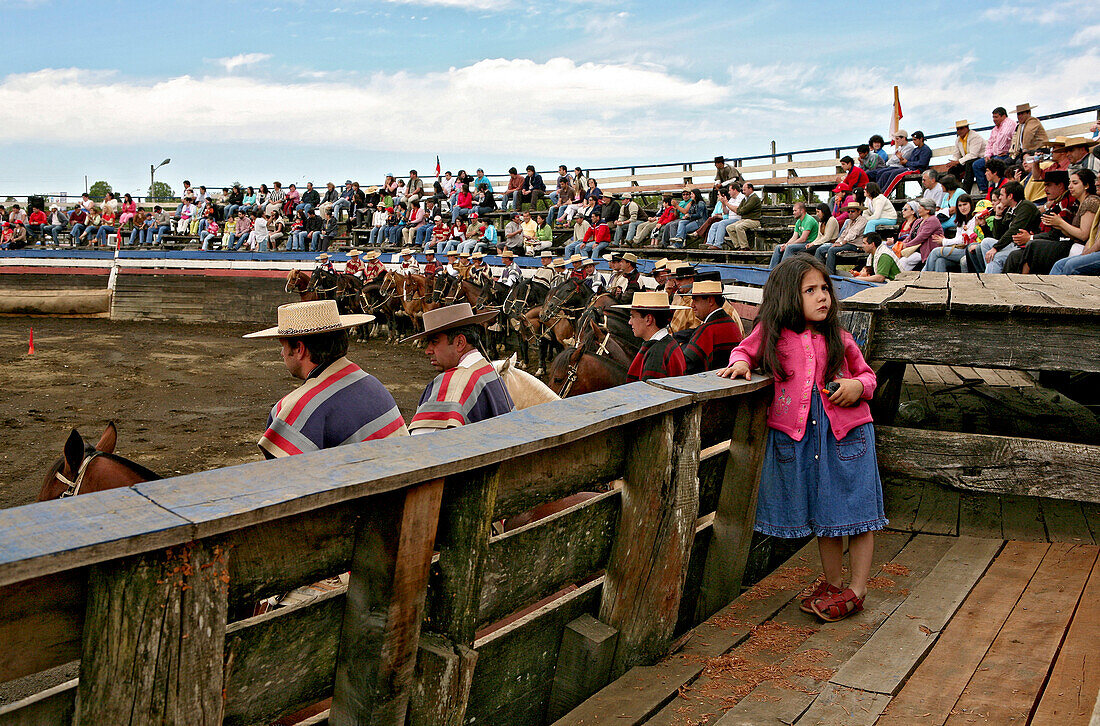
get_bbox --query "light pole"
[150,158,171,203]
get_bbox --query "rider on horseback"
[399,248,421,273]
[613,291,689,382]
[344,249,365,278]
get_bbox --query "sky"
[1,0,1097,198]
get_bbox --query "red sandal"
[811,587,864,622]
[799,580,842,614]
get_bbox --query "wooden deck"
[558,522,1100,726]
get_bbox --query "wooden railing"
[0,373,772,726]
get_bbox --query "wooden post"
[871,361,906,426]
[330,479,444,726]
[696,388,771,621]
[547,614,619,721]
[77,541,229,726]
[598,403,701,678]
[410,466,501,725]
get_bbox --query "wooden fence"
[0,373,773,726]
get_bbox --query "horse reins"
[55,451,104,498]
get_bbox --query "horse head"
[39,422,160,501]
[539,279,581,324]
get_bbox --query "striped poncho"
[409,350,514,433]
[259,356,409,458]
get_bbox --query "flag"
[889,86,903,145]
[435,155,441,178]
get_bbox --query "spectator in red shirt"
[839,156,869,189]
[583,219,612,260]
[27,207,47,243]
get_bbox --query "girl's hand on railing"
[717,361,751,379]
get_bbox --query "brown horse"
[285,269,318,301]
[39,422,160,500]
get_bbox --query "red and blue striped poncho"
[259,357,409,458]
[408,351,514,433]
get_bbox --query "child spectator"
[718,255,884,623]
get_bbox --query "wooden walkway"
[558,525,1100,725]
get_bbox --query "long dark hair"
[954,194,975,225]
[756,255,845,382]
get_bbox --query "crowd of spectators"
[4,102,1099,275]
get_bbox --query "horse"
[501,278,553,370]
[286,269,318,302]
[39,422,160,500]
[492,354,560,409]
[546,347,628,397]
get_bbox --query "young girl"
[718,255,885,622]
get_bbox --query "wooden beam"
[76,541,229,725]
[547,614,619,721]
[876,425,1100,504]
[696,389,770,621]
[407,635,477,726]
[599,403,702,678]
[0,679,77,726]
[330,479,444,726]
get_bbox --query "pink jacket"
[729,324,877,441]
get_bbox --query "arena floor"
[0,316,435,509]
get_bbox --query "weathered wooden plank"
[698,441,730,516]
[479,489,619,628]
[223,588,344,726]
[958,493,1003,539]
[882,482,922,532]
[885,283,949,311]
[843,280,906,311]
[791,684,891,725]
[875,426,1100,505]
[869,361,905,425]
[466,578,602,726]
[1001,493,1049,541]
[876,540,1048,725]
[1085,502,1100,544]
[830,536,1002,696]
[77,541,229,725]
[0,488,190,588]
[0,571,84,684]
[0,679,76,726]
[600,404,701,678]
[330,479,444,726]
[910,482,960,536]
[644,371,772,402]
[914,364,945,386]
[867,313,1100,373]
[547,614,619,721]
[696,389,770,621]
[408,635,477,726]
[1041,498,1096,544]
[946,543,1099,725]
[1032,552,1100,726]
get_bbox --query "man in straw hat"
[613,292,688,381]
[314,252,335,274]
[245,300,407,458]
[1063,136,1100,175]
[815,201,868,274]
[608,251,643,299]
[945,119,987,192]
[680,279,744,374]
[344,248,365,277]
[399,248,421,274]
[498,248,522,288]
[405,303,515,433]
[362,249,388,299]
[1009,103,1049,163]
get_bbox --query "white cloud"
[216,53,272,73]
[0,59,728,156]
[381,0,502,8]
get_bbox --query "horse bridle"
[55,451,104,498]
[556,328,612,398]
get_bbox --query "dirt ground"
[0,316,435,509]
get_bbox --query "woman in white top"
[862,182,898,234]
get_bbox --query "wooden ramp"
[557,532,1100,726]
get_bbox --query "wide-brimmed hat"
[400,247,415,255]
[653,258,669,271]
[366,250,381,259]
[602,252,621,262]
[568,253,585,264]
[845,202,865,212]
[1060,137,1099,151]
[1015,103,1036,114]
[501,249,515,258]
[402,302,498,342]
[347,249,361,257]
[1043,170,1070,186]
[955,119,971,129]
[582,258,597,267]
[611,291,689,311]
[459,251,471,258]
[673,263,696,278]
[681,280,727,297]
[550,257,567,268]
[316,253,330,261]
[243,300,374,339]
[620,252,638,266]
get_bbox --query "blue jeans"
[564,240,589,258]
[385,225,402,246]
[70,223,86,243]
[229,231,251,251]
[368,227,385,245]
[971,155,1010,193]
[200,232,219,250]
[863,217,897,234]
[150,224,171,245]
[436,239,459,255]
[674,218,702,240]
[295,203,313,214]
[223,204,239,220]
[706,218,736,247]
[1051,250,1100,275]
[474,205,495,218]
[458,238,481,254]
[985,242,1019,274]
[307,231,322,252]
[43,224,65,245]
[592,241,611,259]
[451,206,471,223]
[814,242,860,273]
[770,242,811,268]
[332,199,351,219]
[415,225,433,247]
[925,246,966,272]
[95,225,117,245]
[128,227,146,246]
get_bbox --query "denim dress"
[755,387,887,538]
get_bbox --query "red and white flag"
[435,155,441,178]
[889,86,903,144]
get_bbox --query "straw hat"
[620,252,638,266]
[471,251,486,259]
[540,250,553,258]
[402,302,498,343]
[400,247,415,255]
[681,280,727,297]
[243,300,374,339]
[1015,103,1036,114]
[501,249,515,259]
[845,202,865,212]
[1060,137,1099,151]
[459,251,471,258]
[602,253,617,262]
[955,119,970,129]
[550,257,567,268]
[315,253,330,261]
[582,258,597,267]
[366,250,381,260]
[569,253,585,264]
[611,291,690,311]
[653,258,669,271]
[347,249,361,257]
[366,185,379,193]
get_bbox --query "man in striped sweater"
[245,300,409,458]
[406,303,515,433]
